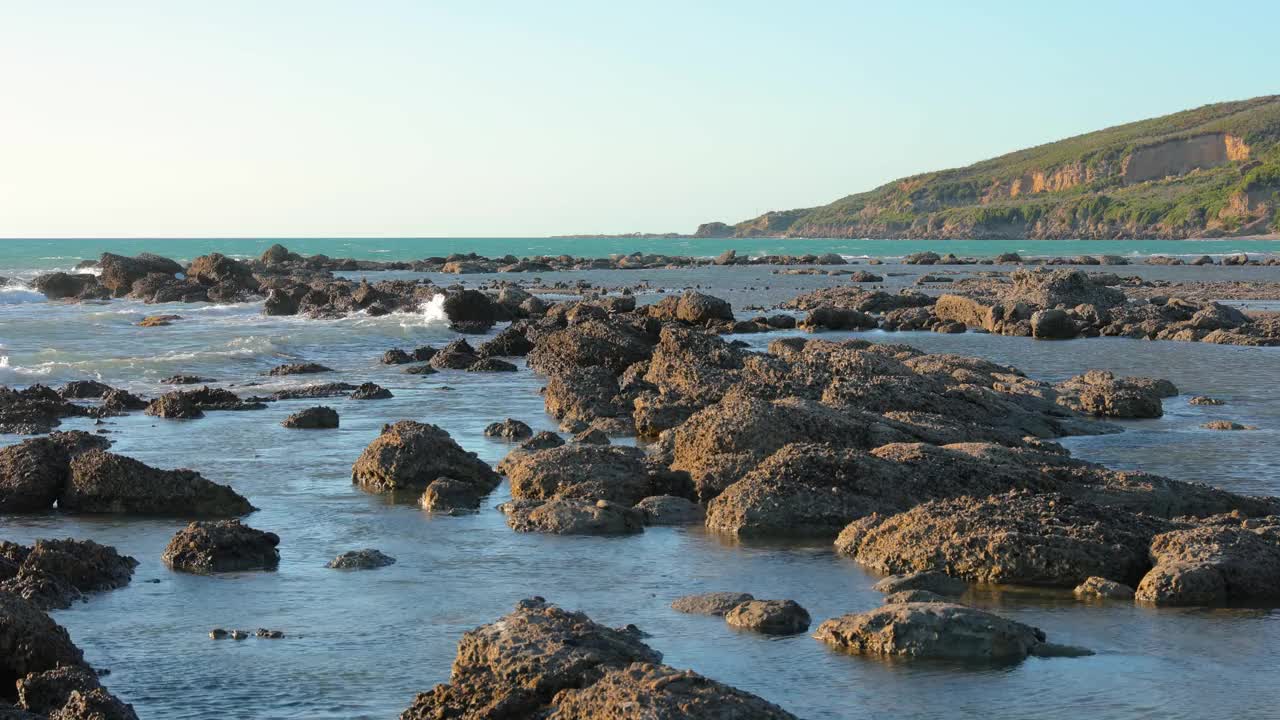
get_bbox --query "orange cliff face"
[1123,133,1250,185]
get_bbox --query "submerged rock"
[670,592,754,617]
[349,382,393,400]
[267,362,333,376]
[1073,576,1135,600]
[326,549,396,570]
[872,571,967,597]
[634,495,704,525]
[161,520,280,574]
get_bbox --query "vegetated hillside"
[700,95,1280,240]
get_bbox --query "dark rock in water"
[872,571,967,597]
[634,495,704,525]
[255,628,284,639]
[647,290,734,325]
[97,252,183,297]
[0,592,88,703]
[0,385,88,435]
[0,438,73,513]
[1073,576,1135,600]
[572,428,610,445]
[100,388,147,413]
[271,383,357,400]
[1202,420,1254,431]
[404,363,438,375]
[815,602,1091,661]
[160,375,213,385]
[145,386,266,418]
[33,272,106,301]
[15,665,105,717]
[143,392,203,419]
[263,287,301,316]
[0,538,138,611]
[411,346,438,362]
[881,589,948,604]
[477,325,534,357]
[467,358,517,372]
[58,381,113,400]
[518,431,564,452]
[352,420,500,494]
[450,320,493,334]
[267,362,332,376]
[838,492,1173,589]
[800,306,877,331]
[326,549,396,570]
[281,406,339,429]
[399,598,797,720]
[64,450,253,517]
[527,319,655,377]
[504,498,644,535]
[260,243,295,264]
[349,382,392,400]
[484,418,532,440]
[161,520,280,574]
[504,444,689,506]
[670,592,754,617]
[209,628,228,640]
[724,599,811,635]
[1189,395,1225,406]
[442,289,498,330]
[419,477,487,514]
[186,253,258,292]
[1136,517,1280,606]
[1055,370,1176,418]
[381,349,413,365]
[429,339,480,369]
[43,687,139,719]
[1031,308,1078,339]
[548,662,798,720]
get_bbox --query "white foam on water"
[419,294,449,324]
[0,283,46,304]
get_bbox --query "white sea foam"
[420,294,448,324]
[0,283,46,304]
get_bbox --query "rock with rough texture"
[1031,308,1078,339]
[1136,518,1280,606]
[528,319,655,377]
[281,406,339,429]
[504,444,689,506]
[1054,370,1176,418]
[442,290,499,330]
[0,439,71,513]
[0,592,87,703]
[504,499,645,535]
[419,477,489,514]
[468,358,518,372]
[872,571,967,597]
[837,492,1173,589]
[881,589,948,604]
[326,549,396,570]
[398,599,667,719]
[1202,420,1254,431]
[267,362,332,377]
[0,538,138,610]
[63,450,253,517]
[546,662,798,720]
[670,592,754,616]
[724,599,810,635]
[815,602,1090,662]
[484,418,532,440]
[46,688,138,720]
[161,520,281,573]
[14,666,106,717]
[351,421,500,494]
[634,495,704,525]
[1073,576,1135,600]
[349,382,393,400]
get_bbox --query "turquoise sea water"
[2,236,1280,274]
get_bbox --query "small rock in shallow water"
[484,418,532,440]
[255,628,284,639]
[229,630,248,640]
[1188,395,1225,406]
[1202,420,1255,431]
[724,599,811,635]
[209,628,228,640]
[281,406,339,429]
[881,589,947,604]
[671,592,754,616]
[1073,576,1135,600]
[349,382,392,400]
[326,548,396,570]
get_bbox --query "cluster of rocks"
[1,433,252,517]
[781,268,1280,345]
[1,543,139,718]
[398,597,799,719]
[835,493,1280,607]
[208,627,284,640]
[351,421,501,514]
[672,592,811,635]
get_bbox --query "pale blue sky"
[1,1,1277,237]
